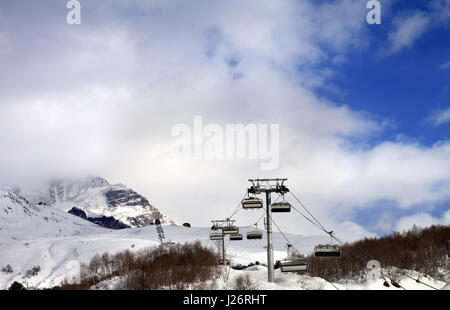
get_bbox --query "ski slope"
[0,224,447,290]
[0,223,328,289]
[0,191,447,290]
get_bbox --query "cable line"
[261,203,340,290]
[238,213,265,229]
[401,272,439,290]
[289,191,330,234]
[228,190,248,219]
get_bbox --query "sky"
[0,0,449,240]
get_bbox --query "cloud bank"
[0,0,449,240]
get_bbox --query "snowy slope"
[6,176,175,228]
[1,221,447,290]
[0,192,447,290]
[0,206,330,290]
[0,191,106,244]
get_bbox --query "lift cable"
[238,213,265,229]
[261,203,340,290]
[288,193,406,289]
[289,191,441,290]
[235,194,283,228]
[228,191,248,220]
[288,200,328,233]
[288,192,350,247]
[289,191,330,234]
[401,272,439,290]
[236,184,436,290]
[270,216,340,291]
[379,270,407,290]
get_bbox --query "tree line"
[306,225,450,281]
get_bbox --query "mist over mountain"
[2,176,175,229]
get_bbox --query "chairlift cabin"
[280,260,308,273]
[209,233,223,240]
[242,197,263,209]
[271,202,291,213]
[246,230,263,240]
[314,244,341,257]
[222,226,239,235]
[230,233,243,241]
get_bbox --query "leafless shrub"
[232,274,257,290]
[54,241,220,290]
[24,266,41,278]
[385,267,403,287]
[307,225,450,281]
[1,264,13,274]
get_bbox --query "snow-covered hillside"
[1,220,447,290]
[0,222,321,289]
[0,190,106,244]
[0,190,447,290]
[4,176,175,228]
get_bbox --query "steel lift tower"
[247,178,289,282]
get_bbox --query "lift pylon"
[210,219,236,266]
[247,178,289,282]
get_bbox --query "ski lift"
[314,244,341,257]
[280,260,308,273]
[271,202,291,213]
[246,224,263,240]
[280,244,308,272]
[242,197,263,209]
[314,232,342,257]
[222,225,239,235]
[230,233,243,241]
[209,232,223,240]
[246,231,263,240]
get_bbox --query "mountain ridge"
[2,176,175,229]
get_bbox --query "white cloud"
[372,211,395,233]
[385,1,450,55]
[395,210,450,232]
[430,0,450,21]
[0,1,449,239]
[387,12,431,54]
[428,107,450,126]
[440,61,450,70]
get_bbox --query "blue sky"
[310,0,450,234]
[0,0,449,239]
[323,22,450,146]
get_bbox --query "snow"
[3,177,175,227]
[0,191,105,243]
[90,264,448,291]
[0,190,448,290]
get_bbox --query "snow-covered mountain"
[0,190,105,244]
[0,190,447,290]
[5,176,175,228]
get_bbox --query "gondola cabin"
[246,230,263,240]
[222,226,239,235]
[314,244,341,257]
[230,233,243,241]
[280,260,308,273]
[242,197,263,209]
[271,202,291,213]
[209,233,223,240]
